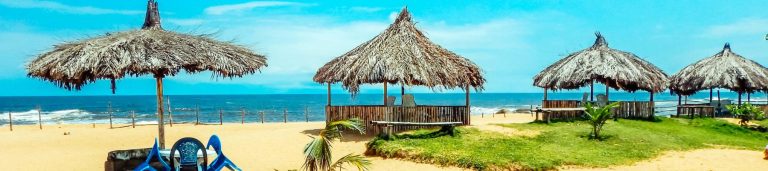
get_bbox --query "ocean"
[0,92,765,125]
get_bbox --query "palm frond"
[329,153,371,171]
[302,136,332,171]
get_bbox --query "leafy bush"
[726,103,765,126]
[584,102,620,139]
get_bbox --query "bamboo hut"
[669,43,768,109]
[533,33,668,119]
[313,8,485,134]
[25,0,267,148]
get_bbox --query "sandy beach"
[1,114,766,170]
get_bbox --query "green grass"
[367,118,768,170]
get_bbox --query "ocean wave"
[1,109,94,123]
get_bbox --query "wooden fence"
[325,105,469,134]
[540,100,655,120]
[676,105,715,118]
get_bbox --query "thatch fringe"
[26,0,267,91]
[669,43,768,95]
[533,33,669,93]
[313,8,485,94]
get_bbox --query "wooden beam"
[155,76,165,149]
[383,83,388,105]
[327,83,331,106]
[590,80,594,102]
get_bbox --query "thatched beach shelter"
[533,33,668,101]
[26,0,267,147]
[313,8,484,133]
[669,43,768,105]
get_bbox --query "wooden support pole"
[8,111,12,131]
[684,96,688,105]
[466,85,471,125]
[167,99,173,127]
[284,109,287,123]
[543,88,548,101]
[605,85,609,100]
[677,95,682,117]
[590,80,594,101]
[241,108,245,124]
[260,111,265,123]
[131,110,135,128]
[738,91,743,106]
[37,105,42,130]
[155,76,166,148]
[716,90,721,117]
[219,109,223,125]
[305,106,309,122]
[383,83,388,105]
[747,92,751,103]
[709,88,713,104]
[195,105,199,125]
[327,83,331,106]
[108,102,113,129]
[649,92,655,120]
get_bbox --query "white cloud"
[0,0,143,15]
[204,1,306,15]
[702,18,768,37]
[350,6,383,13]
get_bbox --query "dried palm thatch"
[26,0,267,91]
[25,0,266,148]
[313,8,485,94]
[533,33,668,93]
[669,43,768,95]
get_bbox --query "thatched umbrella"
[669,43,768,105]
[533,33,668,101]
[313,7,485,106]
[26,0,267,148]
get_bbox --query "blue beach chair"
[207,135,242,171]
[134,138,171,171]
[170,137,208,171]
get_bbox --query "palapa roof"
[26,0,267,92]
[669,43,768,95]
[533,33,668,93]
[313,8,485,94]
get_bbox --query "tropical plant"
[303,118,371,171]
[584,102,620,139]
[726,103,765,126]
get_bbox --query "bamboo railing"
[325,105,469,134]
[540,100,656,120]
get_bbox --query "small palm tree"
[303,118,371,171]
[584,102,619,139]
[727,103,766,126]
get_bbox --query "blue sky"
[0,0,767,96]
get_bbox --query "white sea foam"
[1,109,94,124]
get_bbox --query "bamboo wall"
[325,105,469,134]
[541,100,656,120]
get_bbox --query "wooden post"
[605,85,609,100]
[543,88,548,101]
[260,111,265,123]
[131,110,136,128]
[305,106,309,122]
[8,111,12,131]
[747,92,751,103]
[709,88,713,104]
[108,102,113,129]
[383,83,388,105]
[195,105,199,125]
[37,105,42,130]
[590,80,594,101]
[241,108,245,124]
[401,85,405,104]
[649,92,655,120]
[284,109,287,123]
[684,96,688,105]
[167,99,173,127]
[327,83,331,106]
[738,91,743,106]
[677,95,682,117]
[219,109,223,125]
[155,76,166,148]
[716,90,721,117]
[465,85,470,125]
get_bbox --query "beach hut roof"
[312,8,485,94]
[533,33,669,93]
[25,0,267,92]
[669,43,768,95]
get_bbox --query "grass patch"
[367,118,768,170]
